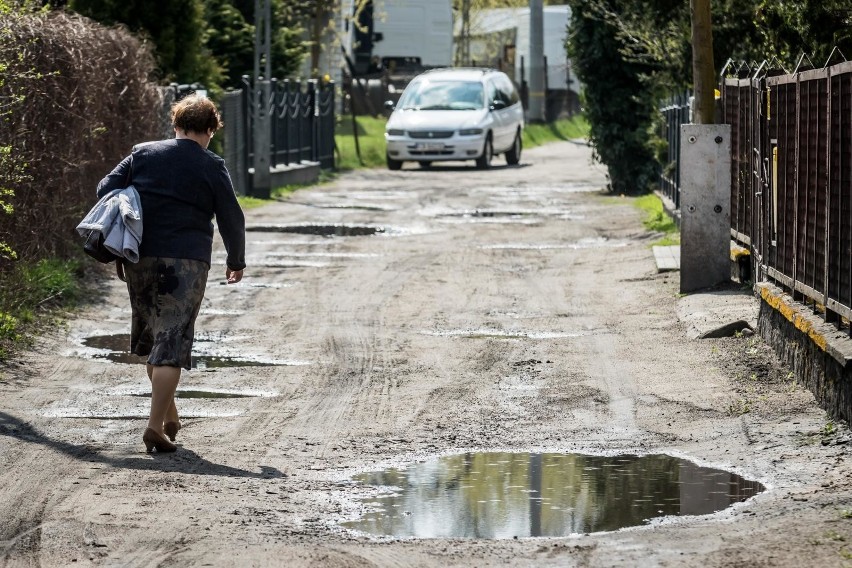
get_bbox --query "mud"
[1,141,850,567]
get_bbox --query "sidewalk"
[654,244,758,339]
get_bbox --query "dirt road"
[2,140,851,567]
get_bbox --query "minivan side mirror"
[384,100,396,111]
[490,99,507,111]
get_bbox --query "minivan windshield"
[398,80,484,111]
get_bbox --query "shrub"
[0,9,162,265]
[566,0,658,195]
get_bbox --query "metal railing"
[722,56,852,332]
[659,92,692,209]
[220,78,335,196]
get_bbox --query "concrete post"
[252,80,272,199]
[528,0,544,123]
[252,0,272,199]
[680,124,731,293]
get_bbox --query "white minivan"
[384,68,524,170]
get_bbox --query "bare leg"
[146,363,179,426]
[146,365,181,434]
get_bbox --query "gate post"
[251,79,272,199]
[680,124,732,292]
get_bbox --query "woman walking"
[96,94,246,453]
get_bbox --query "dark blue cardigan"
[97,139,246,271]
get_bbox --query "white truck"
[343,0,454,76]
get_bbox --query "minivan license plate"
[414,142,444,151]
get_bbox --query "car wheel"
[475,135,493,169]
[505,130,522,165]
[387,154,402,171]
[419,161,432,168]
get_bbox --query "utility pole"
[528,0,545,123]
[458,0,471,66]
[690,0,715,124]
[252,0,272,199]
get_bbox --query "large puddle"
[342,452,765,538]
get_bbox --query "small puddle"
[288,201,394,212]
[441,210,536,218]
[342,452,765,538]
[219,281,293,289]
[127,390,262,399]
[480,237,627,251]
[246,224,385,237]
[81,334,294,368]
[423,329,587,340]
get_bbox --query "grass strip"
[0,258,83,362]
[634,193,680,245]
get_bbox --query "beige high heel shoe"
[164,421,182,442]
[143,428,177,453]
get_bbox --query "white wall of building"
[464,5,578,93]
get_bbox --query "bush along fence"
[721,54,852,422]
[221,78,335,197]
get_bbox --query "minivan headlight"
[386,128,405,136]
[458,128,483,136]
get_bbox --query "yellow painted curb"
[730,246,750,262]
[759,286,828,351]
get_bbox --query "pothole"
[126,389,269,399]
[245,260,332,269]
[44,410,243,419]
[80,334,305,368]
[439,210,536,218]
[342,452,765,538]
[246,224,386,237]
[287,201,394,212]
[264,252,380,259]
[217,281,293,289]
[480,237,627,251]
[423,329,590,340]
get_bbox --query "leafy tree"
[204,0,306,84]
[68,0,222,86]
[566,0,657,194]
[756,0,852,67]
[202,0,253,87]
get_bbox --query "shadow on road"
[0,411,284,479]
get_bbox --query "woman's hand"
[226,268,243,284]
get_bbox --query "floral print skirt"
[123,257,209,370]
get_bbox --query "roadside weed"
[728,398,751,415]
[633,193,679,242]
[0,258,81,362]
[236,196,268,210]
[523,116,590,147]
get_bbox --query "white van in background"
[384,68,525,170]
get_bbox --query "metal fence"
[659,92,692,209]
[723,58,852,332]
[221,78,335,196]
